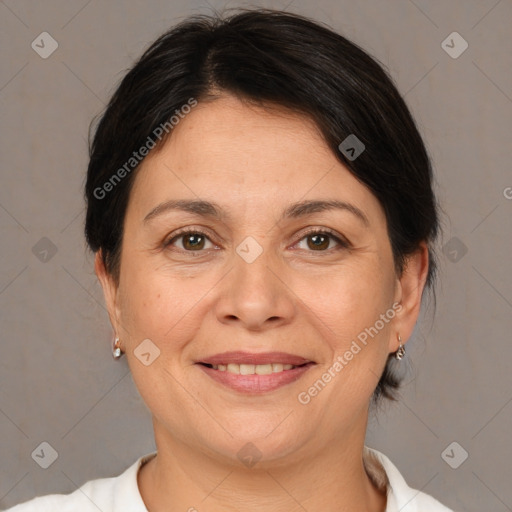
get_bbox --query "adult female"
[7,8,453,512]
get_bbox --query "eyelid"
[290,226,351,250]
[164,226,220,250]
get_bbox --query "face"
[97,94,426,466]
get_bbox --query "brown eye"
[166,230,215,251]
[182,233,206,250]
[295,230,349,252]
[307,233,330,250]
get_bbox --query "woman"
[7,8,454,512]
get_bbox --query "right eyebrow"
[143,199,228,225]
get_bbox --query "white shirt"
[4,446,454,511]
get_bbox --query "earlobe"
[94,250,121,334]
[390,242,430,352]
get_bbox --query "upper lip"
[197,351,314,366]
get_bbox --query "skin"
[96,94,429,512]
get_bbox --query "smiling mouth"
[198,362,309,375]
[196,358,316,393]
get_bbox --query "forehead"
[128,95,385,226]
[154,96,329,178]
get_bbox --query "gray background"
[1,0,511,510]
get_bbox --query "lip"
[196,362,316,393]
[197,351,313,366]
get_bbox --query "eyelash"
[164,227,350,253]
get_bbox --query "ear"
[390,241,430,352]
[94,250,121,335]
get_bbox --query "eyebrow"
[143,199,369,227]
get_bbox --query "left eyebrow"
[282,199,370,227]
[143,198,369,227]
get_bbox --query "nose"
[213,246,296,331]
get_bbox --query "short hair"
[85,8,440,406]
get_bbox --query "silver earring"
[113,336,123,359]
[395,334,405,360]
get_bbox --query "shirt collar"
[112,451,156,511]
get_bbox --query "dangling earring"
[395,334,405,360]
[112,336,123,359]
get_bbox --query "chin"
[200,422,310,469]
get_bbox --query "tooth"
[240,364,255,375]
[227,363,241,374]
[212,363,299,375]
[255,364,273,375]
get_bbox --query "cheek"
[117,264,211,352]
[302,260,395,341]
[118,273,166,338]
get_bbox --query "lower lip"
[196,363,315,393]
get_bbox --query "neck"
[138,415,387,512]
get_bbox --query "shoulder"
[3,478,115,512]
[364,446,455,512]
[3,453,156,512]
